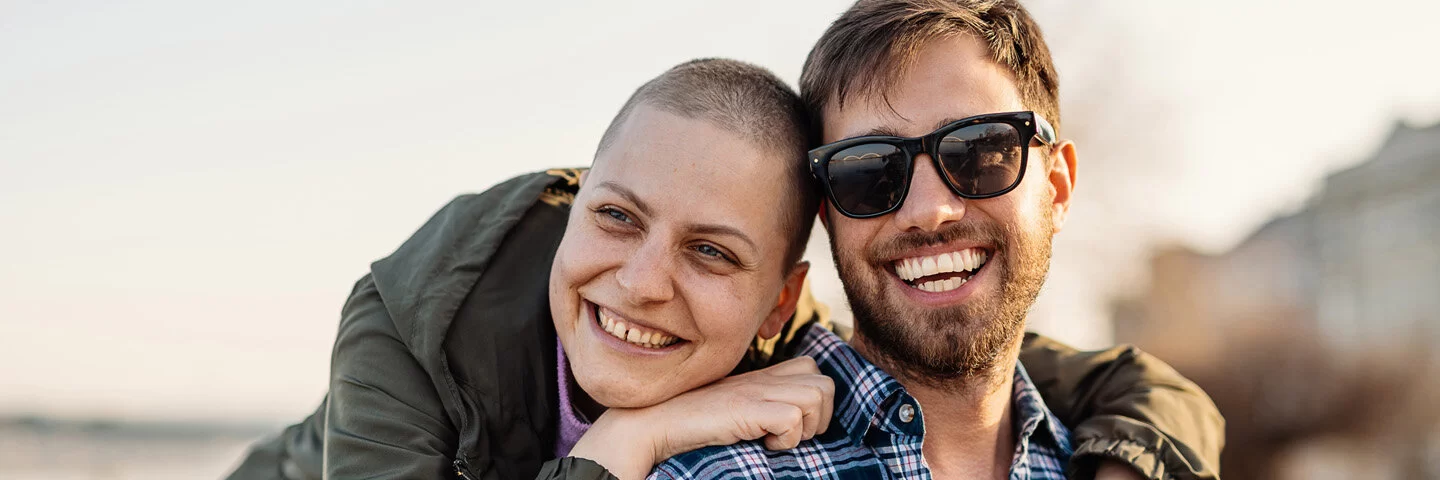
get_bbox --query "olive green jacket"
[227,170,1222,480]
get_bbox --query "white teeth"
[596,306,678,349]
[937,254,954,273]
[915,276,968,293]
[893,248,990,282]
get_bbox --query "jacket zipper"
[453,458,477,480]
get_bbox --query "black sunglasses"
[809,111,1056,219]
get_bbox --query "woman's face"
[549,104,807,409]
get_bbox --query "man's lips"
[891,246,991,294]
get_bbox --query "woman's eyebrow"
[596,181,652,217]
[684,223,758,253]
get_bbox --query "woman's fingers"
[645,355,837,457]
[757,355,821,377]
[748,401,805,451]
[757,376,834,439]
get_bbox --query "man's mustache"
[869,221,1009,262]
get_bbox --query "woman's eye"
[694,244,732,263]
[600,207,632,224]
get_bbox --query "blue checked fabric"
[649,323,1072,480]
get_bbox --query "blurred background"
[3,0,1438,478]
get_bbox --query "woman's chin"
[579,378,682,410]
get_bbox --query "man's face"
[822,34,1076,381]
[549,104,804,408]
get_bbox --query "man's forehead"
[823,91,1022,141]
[819,36,1024,142]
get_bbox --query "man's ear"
[1047,141,1078,233]
[757,261,811,340]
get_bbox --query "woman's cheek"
[691,280,764,353]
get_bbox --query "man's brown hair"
[595,58,819,267]
[799,0,1062,135]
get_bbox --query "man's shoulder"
[650,428,878,480]
[649,440,770,480]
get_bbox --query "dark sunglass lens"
[935,123,1024,196]
[825,143,908,216]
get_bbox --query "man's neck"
[852,335,1023,480]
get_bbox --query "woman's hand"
[567,356,836,480]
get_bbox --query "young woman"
[228,59,1220,480]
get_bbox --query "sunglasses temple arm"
[1034,114,1058,145]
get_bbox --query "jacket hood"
[369,171,563,369]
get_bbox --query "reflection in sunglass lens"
[826,143,908,216]
[935,123,1023,196]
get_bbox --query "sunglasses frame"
[809,111,1057,219]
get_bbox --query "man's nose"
[894,155,966,232]
[614,240,676,306]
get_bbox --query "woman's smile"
[586,299,688,352]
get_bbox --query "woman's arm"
[1019,333,1224,480]
[322,275,462,479]
[326,273,632,480]
[562,357,835,480]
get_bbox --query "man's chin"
[851,292,1020,382]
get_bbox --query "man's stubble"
[832,202,1054,388]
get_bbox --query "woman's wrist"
[568,408,662,480]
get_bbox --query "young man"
[653,1,1222,479]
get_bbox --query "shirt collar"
[792,323,911,444]
[1011,363,1074,457]
[796,324,1072,454]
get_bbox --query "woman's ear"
[758,261,811,340]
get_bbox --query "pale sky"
[3,0,1438,425]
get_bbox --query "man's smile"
[893,247,990,293]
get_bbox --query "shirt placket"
[871,392,929,480]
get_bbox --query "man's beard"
[833,210,1054,387]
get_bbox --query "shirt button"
[898,404,916,423]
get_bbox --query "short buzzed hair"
[800,0,1062,135]
[595,58,819,268]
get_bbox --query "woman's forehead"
[587,108,795,240]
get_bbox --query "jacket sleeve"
[323,275,462,479]
[1019,333,1224,480]
[533,457,619,480]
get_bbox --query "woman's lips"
[593,303,681,349]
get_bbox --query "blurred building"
[1113,121,1440,480]
[1310,121,1440,359]
[1116,120,1440,366]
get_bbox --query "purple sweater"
[554,339,593,458]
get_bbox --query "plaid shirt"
[650,324,1072,480]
